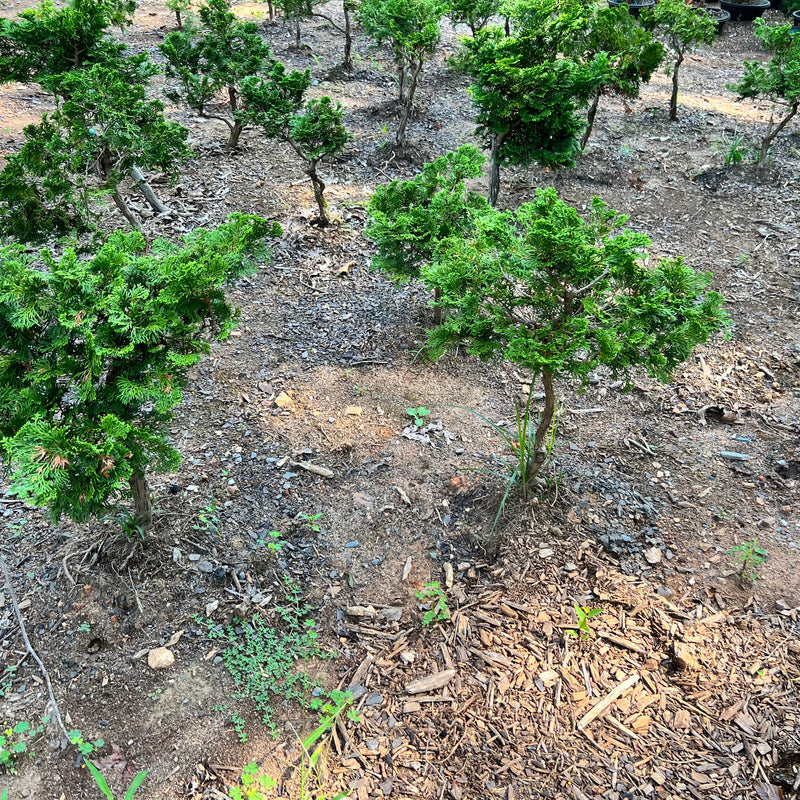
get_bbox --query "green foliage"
[359,0,443,78]
[194,494,221,536]
[728,20,799,158]
[568,5,664,147]
[730,537,767,583]
[565,605,602,640]
[201,580,332,734]
[640,0,716,120]
[0,0,130,83]
[85,761,149,800]
[0,2,190,241]
[359,0,444,142]
[0,718,45,773]
[365,145,490,284]
[711,126,755,167]
[413,183,727,485]
[416,581,450,625]
[230,711,248,743]
[165,0,193,28]
[446,0,499,35]
[297,511,322,532]
[160,0,274,146]
[425,187,727,384]
[406,406,431,426]
[456,0,601,201]
[229,762,278,800]
[0,214,280,527]
[241,66,350,224]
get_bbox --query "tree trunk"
[295,17,301,48]
[397,63,407,106]
[433,285,442,325]
[112,189,140,229]
[268,0,274,19]
[758,102,797,165]
[343,2,353,69]
[525,371,556,493]
[227,118,245,150]
[488,131,505,206]
[669,54,683,122]
[396,59,423,145]
[175,8,182,28]
[130,165,169,213]
[307,162,329,226]
[581,90,601,150]
[129,471,153,532]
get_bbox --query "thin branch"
[573,268,610,298]
[311,11,345,34]
[200,111,235,132]
[1,553,71,744]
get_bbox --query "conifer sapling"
[0,214,281,532]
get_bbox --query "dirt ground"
[0,1,799,799]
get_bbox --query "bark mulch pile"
[302,559,800,800]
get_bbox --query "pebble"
[344,540,360,548]
[198,560,214,573]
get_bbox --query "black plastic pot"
[719,0,770,20]
[607,0,655,17]
[705,6,732,32]
[792,9,800,30]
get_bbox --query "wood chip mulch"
[322,564,800,800]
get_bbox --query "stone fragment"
[147,647,175,669]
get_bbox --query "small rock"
[205,599,219,617]
[402,556,413,581]
[644,547,662,565]
[275,391,294,409]
[400,650,415,665]
[379,607,403,622]
[344,406,362,416]
[147,647,175,669]
[564,561,578,572]
[352,492,375,510]
[365,692,383,706]
[539,548,554,559]
[172,548,182,563]
[188,553,202,561]
[344,540,359,548]
[443,562,454,588]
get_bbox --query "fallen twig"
[1,553,70,745]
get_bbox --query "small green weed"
[231,711,247,743]
[0,718,45,773]
[70,730,148,799]
[85,762,148,800]
[230,762,278,800]
[730,537,767,583]
[200,580,331,735]
[78,621,92,634]
[406,406,431,427]
[297,512,322,534]
[103,510,145,541]
[712,126,754,167]
[0,666,18,699]
[68,729,104,757]
[565,605,602,640]
[416,581,450,626]
[194,494,221,536]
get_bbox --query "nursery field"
[0,1,799,799]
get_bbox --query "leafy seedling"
[406,407,432,427]
[565,605,602,640]
[416,581,450,625]
[730,538,767,584]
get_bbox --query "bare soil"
[0,2,799,800]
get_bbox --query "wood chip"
[577,673,640,730]
[405,669,456,695]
